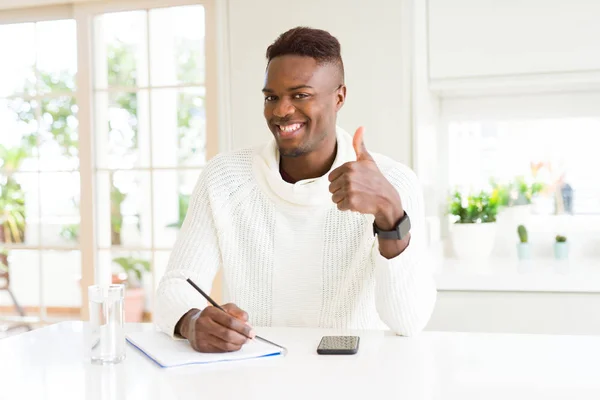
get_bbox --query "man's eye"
[293,93,309,99]
[265,96,277,102]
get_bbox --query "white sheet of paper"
[126,331,283,368]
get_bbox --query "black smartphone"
[316,336,360,355]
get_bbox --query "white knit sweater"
[155,127,437,337]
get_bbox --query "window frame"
[0,0,218,323]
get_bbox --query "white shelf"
[434,257,600,293]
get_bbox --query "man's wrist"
[373,187,404,230]
[374,201,404,231]
[175,308,202,338]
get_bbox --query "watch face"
[399,214,411,238]
[373,212,411,240]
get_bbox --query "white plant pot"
[451,222,497,260]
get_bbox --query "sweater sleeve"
[155,166,222,337]
[372,163,437,336]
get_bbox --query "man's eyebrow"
[288,85,313,91]
[262,85,314,93]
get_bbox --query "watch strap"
[373,212,411,240]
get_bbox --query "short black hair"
[266,26,344,81]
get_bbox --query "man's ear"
[335,84,347,112]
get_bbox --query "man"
[156,27,436,353]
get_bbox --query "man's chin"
[279,146,306,158]
[275,136,307,158]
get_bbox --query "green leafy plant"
[448,190,499,224]
[555,235,567,243]
[0,144,31,247]
[112,256,151,289]
[490,179,511,208]
[0,146,30,171]
[0,176,27,244]
[59,224,80,242]
[517,225,528,243]
[514,176,544,205]
[0,142,32,278]
[490,177,545,207]
[0,248,8,272]
[110,183,127,246]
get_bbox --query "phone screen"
[317,336,360,354]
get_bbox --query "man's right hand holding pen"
[175,304,257,353]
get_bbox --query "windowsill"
[434,257,600,293]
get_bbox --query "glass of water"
[88,284,126,364]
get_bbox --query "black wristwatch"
[373,212,411,240]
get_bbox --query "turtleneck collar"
[253,126,356,207]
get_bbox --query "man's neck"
[280,134,338,182]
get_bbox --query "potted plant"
[0,178,26,290]
[0,144,30,287]
[516,225,531,260]
[554,235,568,260]
[111,256,151,322]
[0,248,9,290]
[493,177,544,216]
[448,190,499,259]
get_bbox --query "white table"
[1,322,600,399]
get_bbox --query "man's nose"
[273,97,295,118]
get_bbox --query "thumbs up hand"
[352,126,374,162]
[328,127,404,231]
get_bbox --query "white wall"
[428,0,600,80]
[442,91,600,120]
[225,0,413,164]
[412,0,442,231]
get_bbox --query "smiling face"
[263,55,345,158]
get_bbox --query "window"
[442,103,600,262]
[448,118,600,215]
[0,18,80,323]
[92,5,208,318]
[0,1,216,327]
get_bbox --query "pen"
[179,272,287,354]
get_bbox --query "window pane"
[36,20,77,94]
[0,250,40,318]
[98,250,152,322]
[95,91,150,169]
[39,97,79,170]
[0,98,39,172]
[41,251,81,310]
[0,172,39,247]
[39,172,80,247]
[150,250,171,320]
[96,171,152,248]
[150,88,206,167]
[94,11,148,89]
[153,170,201,248]
[0,18,80,326]
[0,23,36,97]
[153,250,171,293]
[448,118,600,215]
[149,5,205,86]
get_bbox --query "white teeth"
[279,123,302,133]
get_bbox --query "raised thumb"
[352,126,373,161]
